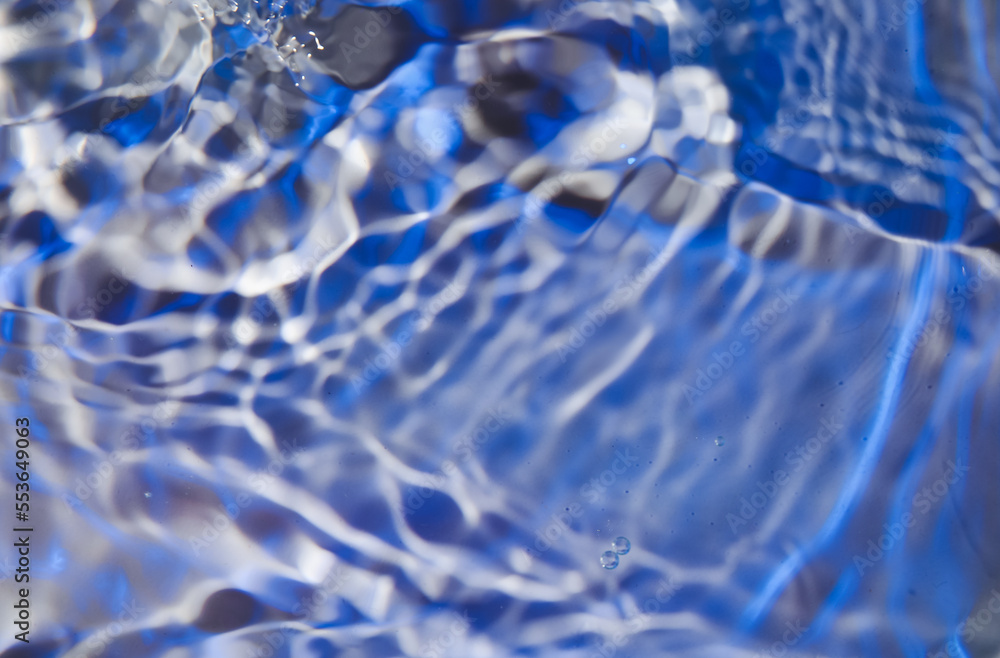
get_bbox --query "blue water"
[2,0,1000,656]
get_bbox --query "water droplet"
[600,551,619,570]
[612,536,630,555]
[715,436,725,446]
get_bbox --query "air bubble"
[715,436,725,446]
[600,551,619,570]
[612,536,630,555]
